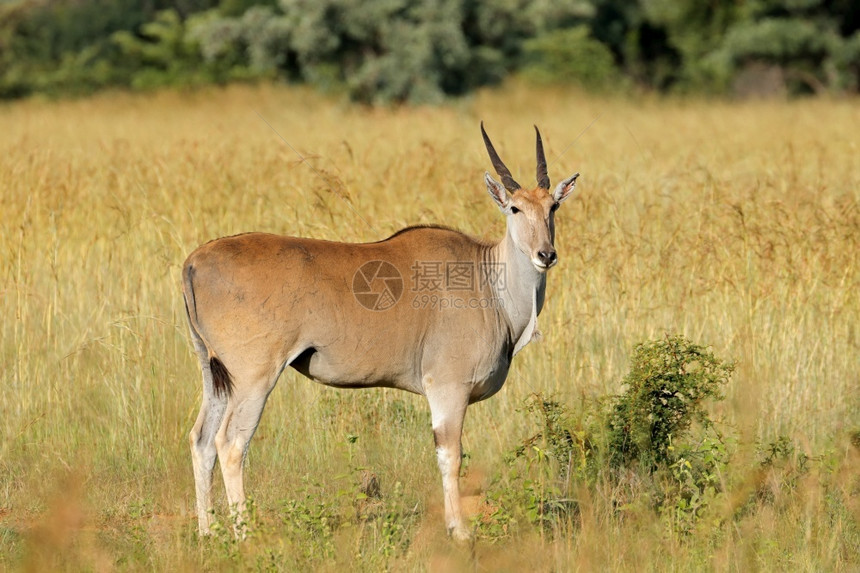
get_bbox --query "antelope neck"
[485,228,547,356]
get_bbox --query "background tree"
[0,0,858,101]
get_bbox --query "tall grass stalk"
[1,83,858,569]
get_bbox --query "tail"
[183,262,234,399]
[209,356,234,399]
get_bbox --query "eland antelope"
[183,123,579,542]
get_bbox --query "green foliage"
[712,0,860,94]
[497,396,592,534]
[752,434,813,507]
[111,9,214,90]
[189,6,292,81]
[2,0,859,99]
[219,0,277,18]
[637,0,740,91]
[288,0,471,103]
[718,17,853,94]
[0,0,220,97]
[190,0,592,103]
[472,488,519,543]
[280,494,340,560]
[725,18,829,63]
[485,335,857,545]
[661,435,728,535]
[511,396,596,480]
[206,497,265,562]
[522,26,620,90]
[485,335,735,539]
[606,335,733,470]
[605,336,733,534]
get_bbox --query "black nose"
[538,250,557,267]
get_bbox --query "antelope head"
[481,122,579,272]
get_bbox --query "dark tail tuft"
[210,356,234,399]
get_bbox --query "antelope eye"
[510,206,520,214]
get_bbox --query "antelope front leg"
[426,387,472,542]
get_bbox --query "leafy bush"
[280,494,340,560]
[522,26,621,90]
[606,335,733,471]
[111,9,210,89]
[189,6,293,81]
[484,335,735,538]
[636,0,740,92]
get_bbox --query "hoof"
[448,524,474,544]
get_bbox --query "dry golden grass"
[1,82,858,570]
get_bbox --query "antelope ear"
[553,172,579,204]
[485,172,510,211]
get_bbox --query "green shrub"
[280,494,340,560]
[486,335,735,539]
[111,9,215,90]
[606,335,733,471]
[522,26,620,90]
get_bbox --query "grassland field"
[1,82,859,570]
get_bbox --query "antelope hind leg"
[214,386,272,538]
